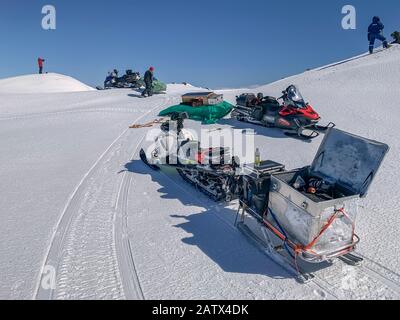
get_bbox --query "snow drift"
[0,73,95,94]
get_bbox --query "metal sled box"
[182,92,224,106]
[242,160,285,179]
[267,128,389,255]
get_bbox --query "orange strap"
[263,207,355,258]
[129,118,165,129]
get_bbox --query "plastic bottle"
[255,148,261,167]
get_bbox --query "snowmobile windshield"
[286,85,306,108]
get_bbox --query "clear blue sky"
[1,0,399,88]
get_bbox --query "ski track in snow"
[34,97,174,300]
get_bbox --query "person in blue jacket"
[368,16,389,54]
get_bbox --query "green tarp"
[158,101,234,124]
[152,80,167,93]
[137,79,167,93]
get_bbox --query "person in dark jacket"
[142,66,154,97]
[38,57,45,74]
[368,16,389,54]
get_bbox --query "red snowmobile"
[232,85,335,140]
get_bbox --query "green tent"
[158,101,234,124]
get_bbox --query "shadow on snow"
[122,159,294,281]
[217,118,313,143]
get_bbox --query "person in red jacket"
[38,57,45,74]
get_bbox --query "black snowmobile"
[103,69,142,89]
[232,85,335,140]
[140,113,241,202]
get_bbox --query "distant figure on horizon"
[391,31,400,44]
[142,66,154,97]
[368,16,389,54]
[38,57,45,74]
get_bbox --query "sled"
[236,128,389,277]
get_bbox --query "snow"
[1,45,400,300]
[0,73,95,94]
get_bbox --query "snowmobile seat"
[236,93,257,108]
[196,147,232,166]
[261,97,280,112]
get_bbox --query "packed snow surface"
[0,46,399,300]
[0,73,95,94]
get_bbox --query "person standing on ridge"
[368,16,389,54]
[38,57,45,74]
[142,66,154,97]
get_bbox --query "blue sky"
[1,0,399,88]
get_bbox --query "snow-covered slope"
[0,73,95,94]
[0,46,399,300]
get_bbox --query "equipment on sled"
[236,128,389,282]
[181,92,224,107]
[232,85,335,140]
[140,112,241,202]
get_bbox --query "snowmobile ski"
[315,122,336,132]
[339,253,364,266]
[284,129,319,141]
[140,149,160,171]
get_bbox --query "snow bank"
[0,73,95,94]
[166,83,208,94]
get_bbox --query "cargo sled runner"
[236,128,389,281]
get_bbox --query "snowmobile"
[140,112,241,202]
[103,69,142,89]
[236,128,389,282]
[232,85,335,140]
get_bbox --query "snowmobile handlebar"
[170,112,189,121]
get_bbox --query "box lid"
[311,128,389,197]
[182,92,213,98]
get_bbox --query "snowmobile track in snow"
[310,255,400,300]
[114,140,146,300]
[34,98,171,300]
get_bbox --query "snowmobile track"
[356,254,400,297]
[310,256,400,300]
[114,140,147,300]
[33,99,170,300]
[317,47,387,71]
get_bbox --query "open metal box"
[267,128,389,261]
